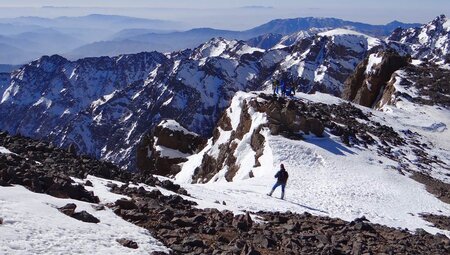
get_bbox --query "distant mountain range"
[69,17,421,60]
[0,14,180,65]
[1,15,447,170]
[0,15,421,65]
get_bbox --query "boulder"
[117,238,139,249]
[72,211,100,224]
[232,212,253,231]
[307,118,325,137]
[58,203,77,216]
[115,198,138,210]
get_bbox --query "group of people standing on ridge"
[272,75,298,97]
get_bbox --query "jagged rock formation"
[136,120,206,176]
[342,51,410,107]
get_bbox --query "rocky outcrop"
[137,120,206,177]
[343,51,410,107]
[0,131,190,199]
[182,91,446,184]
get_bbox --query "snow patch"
[365,53,383,75]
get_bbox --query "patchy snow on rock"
[159,119,198,136]
[365,53,383,74]
[156,145,191,159]
[0,146,14,154]
[0,185,169,255]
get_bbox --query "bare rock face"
[137,120,206,177]
[343,50,410,107]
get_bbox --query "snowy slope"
[0,181,169,255]
[175,91,450,236]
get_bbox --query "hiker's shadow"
[285,200,329,214]
[302,132,355,156]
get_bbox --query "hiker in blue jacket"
[268,163,289,199]
[280,80,286,97]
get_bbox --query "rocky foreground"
[1,132,449,254]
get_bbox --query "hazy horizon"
[0,0,449,30]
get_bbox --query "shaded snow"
[155,145,191,159]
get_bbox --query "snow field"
[0,180,169,255]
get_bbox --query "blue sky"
[0,0,448,29]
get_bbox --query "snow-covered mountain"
[0,29,385,169]
[388,14,450,63]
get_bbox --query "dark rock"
[253,234,276,248]
[92,204,105,211]
[192,215,207,223]
[160,180,181,193]
[233,212,253,231]
[72,211,100,223]
[115,198,138,210]
[85,180,93,187]
[0,217,3,224]
[58,203,77,216]
[171,217,192,227]
[117,238,139,249]
[182,237,205,247]
[307,118,325,137]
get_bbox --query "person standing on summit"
[267,164,289,199]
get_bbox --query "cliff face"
[342,51,410,107]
